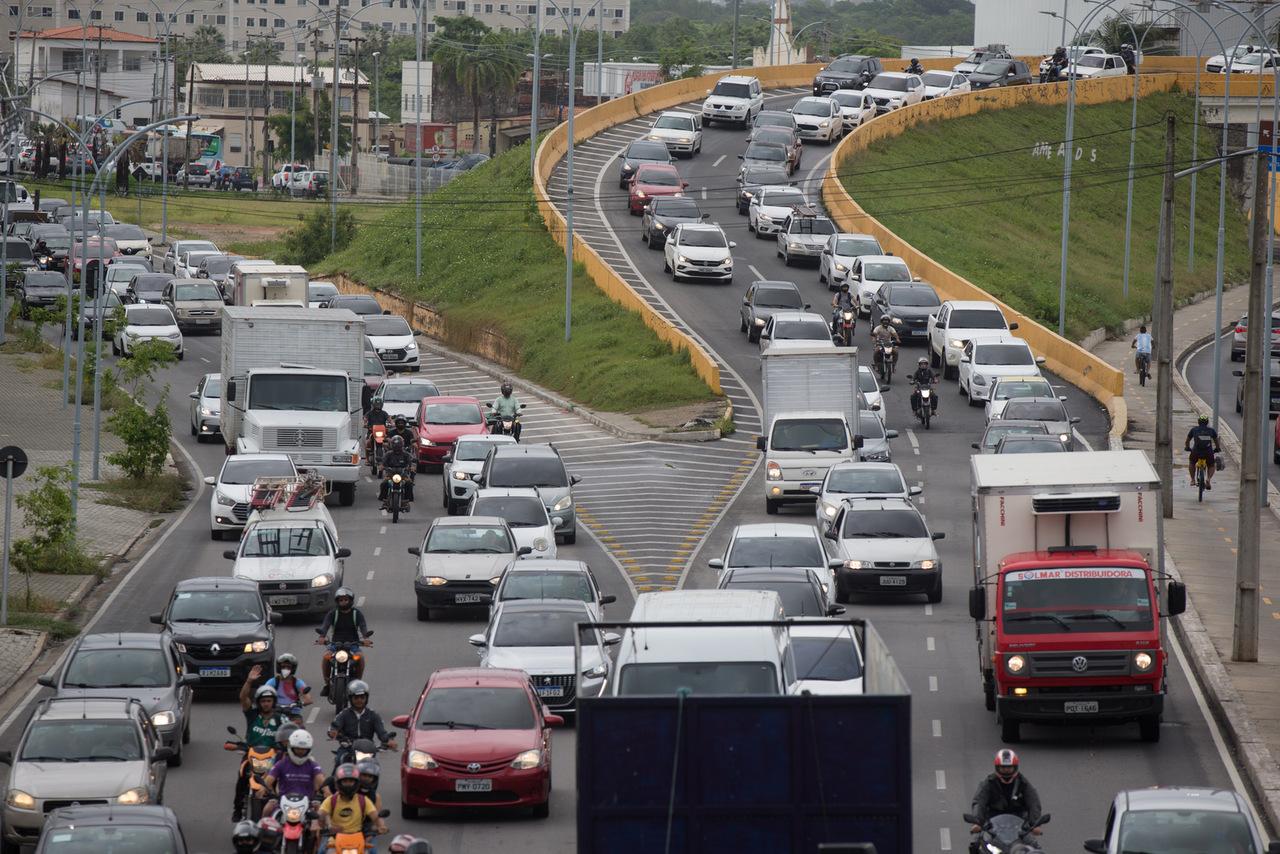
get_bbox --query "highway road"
[545,86,1252,849]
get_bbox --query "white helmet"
[287,728,314,765]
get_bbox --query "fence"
[351,153,460,197]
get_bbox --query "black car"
[737,165,793,214]
[322,293,384,315]
[129,272,174,305]
[812,54,884,95]
[967,59,1032,90]
[220,166,257,191]
[641,196,706,248]
[73,288,126,340]
[1,237,36,286]
[716,567,840,618]
[36,805,188,854]
[16,270,65,316]
[740,280,808,343]
[149,576,279,688]
[616,139,674,189]
[873,281,942,341]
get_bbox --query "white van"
[609,590,797,696]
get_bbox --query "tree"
[176,25,230,81]
[432,20,522,153]
[266,90,349,162]
[245,38,281,65]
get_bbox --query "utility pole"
[1154,113,1175,519]
[1233,147,1268,663]
[261,38,271,186]
[93,24,103,115]
[347,35,362,195]
[330,5,340,250]
[244,40,252,169]
[312,28,321,165]
[732,0,739,68]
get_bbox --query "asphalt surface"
[545,87,1248,849]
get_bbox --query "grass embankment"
[842,90,1251,341]
[315,145,715,413]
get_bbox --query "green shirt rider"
[489,381,523,441]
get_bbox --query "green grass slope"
[842,90,1251,340]
[315,145,713,413]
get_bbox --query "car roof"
[992,375,1049,384]
[828,460,901,474]
[429,666,529,688]
[757,185,802,197]
[490,444,561,459]
[630,589,782,621]
[75,632,169,651]
[474,487,541,499]
[768,311,827,322]
[497,598,591,616]
[456,434,515,444]
[37,697,140,719]
[873,71,913,79]
[225,452,291,463]
[680,223,724,234]
[45,805,179,827]
[1002,396,1065,409]
[971,336,1025,348]
[503,559,589,573]
[421,395,480,404]
[173,575,261,593]
[860,254,907,265]
[379,376,434,386]
[1121,787,1244,812]
[840,498,918,513]
[753,279,800,289]
[724,566,819,582]
[944,299,1001,310]
[732,522,820,539]
[430,514,507,528]
[719,74,758,84]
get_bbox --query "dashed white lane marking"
[936,770,946,790]
[356,596,365,607]
[713,154,726,167]
[379,526,387,535]
[932,719,942,738]
[365,570,375,580]
[306,706,319,724]
[929,675,938,692]
[940,828,952,852]
[748,264,764,280]
[373,546,381,557]
[916,464,923,473]
[926,636,935,652]
[701,187,707,200]
[906,429,919,449]
[924,604,933,616]
[200,356,210,363]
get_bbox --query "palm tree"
[481,32,521,155]
[432,28,521,153]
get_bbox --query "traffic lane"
[1184,332,1280,493]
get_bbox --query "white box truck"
[220,306,367,505]
[230,262,309,307]
[967,451,1186,743]
[755,346,863,514]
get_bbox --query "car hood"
[757,203,794,220]
[419,553,511,580]
[200,399,222,414]
[655,214,701,228]
[22,284,64,296]
[635,183,683,197]
[967,72,1005,85]
[886,304,936,321]
[214,483,253,502]
[862,86,908,100]
[792,112,833,125]
[125,323,179,337]
[816,71,861,85]
[421,423,487,442]
[742,157,786,171]
[409,728,538,762]
[486,644,602,675]
[172,299,222,310]
[675,244,730,262]
[50,685,174,714]
[166,620,266,642]
[836,536,937,563]
[648,128,694,140]
[234,555,335,581]
[764,340,834,354]
[114,238,149,249]
[971,362,1038,379]
[11,760,150,797]
[784,234,828,247]
[368,333,415,349]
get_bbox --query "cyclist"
[1184,414,1221,490]
[1131,325,1153,376]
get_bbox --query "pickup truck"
[927,299,1018,380]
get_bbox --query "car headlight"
[215,489,237,506]
[766,461,782,481]
[451,469,471,481]
[167,333,181,340]
[653,222,666,231]
[200,406,217,417]
[310,573,334,588]
[677,255,689,265]
[174,642,186,653]
[917,560,936,570]
[552,495,573,513]
[117,787,150,805]
[408,750,437,770]
[754,318,766,326]
[676,137,691,144]
[533,538,549,552]
[723,259,733,268]
[243,640,270,654]
[842,560,864,570]
[151,710,176,727]
[834,263,848,272]
[949,339,965,349]
[420,576,448,586]
[1059,433,1071,443]
[582,664,608,680]
[406,342,417,350]
[510,749,542,770]
[420,437,434,446]
[1006,654,1026,674]
[974,375,987,385]
[6,789,35,810]
[1134,652,1154,671]
[821,501,838,519]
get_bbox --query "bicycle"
[1194,456,1209,503]
[1135,351,1151,387]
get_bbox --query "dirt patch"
[171,223,286,247]
[630,398,727,431]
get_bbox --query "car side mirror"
[729,241,737,249]
[960,356,970,364]
[1084,842,1107,854]
[545,713,566,728]
[391,714,411,729]
[468,634,487,647]
[188,391,199,400]
[407,546,421,556]
[1166,580,1187,616]
[269,612,282,624]
[737,155,744,160]
[203,475,215,485]
[756,436,766,451]
[827,558,844,570]
[1265,841,1280,854]
[602,632,622,646]
[909,486,922,496]
[971,442,980,449]
[182,673,201,686]
[518,546,533,556]
[699,212,710,220]
[827,605,846,617]
[708,558,725,569]
[932,532,946,540]
[440,453,452,463]
[570,475,582,485]
[968,588,986,620]
[149,613,164,625]
[823,529,839,541]
[1059,395,1068,402]
[222,549,237,560]
[36,675,55,688]
[1008,321,1019,330]
[600,595,617,605]
[226,380,236,402]
[804,303,811,310]
[1035,356,1047,366]
[0,751,14,765]
[154,746,175,761]
[1069,416,1081,425]
[335,547,352,558]
[853,435,864,449]
[885,429,899,439]
[808,486,821,495]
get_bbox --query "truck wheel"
[983,674,996,711]
[765,498,779,515]
[335,483,355,507]
[1138,715,1161,743]
[1000,718,1020,743]
[926,577,942,603]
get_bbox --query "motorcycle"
[272,793,319,854]
[963,812,1050,854]
[834,309,856,347]
[332,737,381,770]
[486,403,526,439]
[321,813,389,854]
[367,424,388,474]
[876,341,897,385]
[315,629,373,712]
[914,382,935,429]
[225,727,279,822]
[382,470,410,523]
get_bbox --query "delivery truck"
[967,451,1186,743]
[230,262,309,306]
[220,306,367,505]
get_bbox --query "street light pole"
[1154,114,1176,518]
[291,53,301,174]
[564,0,576,343]
[414,0,424,278]
[330,6,340,251]
[372,50,380,154]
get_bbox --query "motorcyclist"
[1046,46,1067,81]
[357,759,384,811]
[968,749,1042,852]
[909,357,939,415]
[490,381,523,441]
[264,653,313,721]
[870,315,901,370]
[378,435,415,510]
[1185,414,1221,490]
[1121,42,1136,73]
[319,763,386,841]
[232,681,289,821]
[365,398,389,457]
[388,416,416,447]
[907,58,924,75]
[263,729,326,825]
[318,588,370,695]
[328,681,398,753]
[831,283,857,337]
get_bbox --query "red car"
[628,163,688,215]
[69,237,122,281]
[393,667,564,817]
[414,395,488,469]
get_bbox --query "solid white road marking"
[373,546,382,557]
[927,636,936,652]
[713,154,726,167]
[748,264,764,280]
[932,719,942,738]
[936,770,946,790]
[929,675,938,692]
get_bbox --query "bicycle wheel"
[1197,464,1206,503]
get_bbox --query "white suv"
[790,96,843,144]
[702,75,764,127]
[863,72,925,114]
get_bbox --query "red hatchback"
[414,395,488,469]
[393,667,564,817]
[628,163,688,215]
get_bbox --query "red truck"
[968,451,1186,743]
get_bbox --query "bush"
[10,465,101,604]
[282,208,357,267]
[106,399,170,480]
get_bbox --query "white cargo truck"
[756,346,863,514]
[220,306,367,505]
[230,262,308,307]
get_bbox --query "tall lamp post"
[291,53,303,173]
[371,50,380,155]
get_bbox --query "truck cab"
[759,410,859,515]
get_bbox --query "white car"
[848,254,912,316]
[811,461,919,524]
[112,304,183,359]
[163,239,218,274]
[986,375,1058,422]
[819,232,883,289]
[1208,44,1268,73]
[789,96,843,144]
[103,261,150,296]
[1068,54,1129,79]
[177,250,220,280]
[469,599,617,712]
[363,313,420,372]
[859,365,886,421]
[759,310,835,355]
[790,621,864,695]
[701,74,763,127]
[442,434,518,514]
[748,185,809,238]
[103,224,151,259]
[825,497,944,604]
[707,522,834,601]
[307,281,339,308]
[229,500,349,619]
[469,487,560,559]
[828,90,876,131]
[188,372,222,441]
[920,70,970,99]
[271,163,307,190]
[777,211,837,266]
[663,223,735,284]
[958,337,1045,404]
[862,72,924,114]
[927,299,1017,380]
[1224,52,1278,75]
[204,453,298,538]
[1038,45,1104,77]
[646,111,703,157]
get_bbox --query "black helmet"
[370,398,383,410]
[394,416,407,427]
[839,283,850,291]
[334,762,360,797]
[232,820,260,853]
[389,435,404,450]
[357,758,381,788]
[501,381,513,396]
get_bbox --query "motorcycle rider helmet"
[275,721,300,748]
[357,758,381,790]
[276,653,298,674]
[254,685,278,707]
[335,587,354,607]
[879,315,891,326]
[389,435,404,451]
[839,283,850,292]
[348,679,370,701]
[918,357,929,366]
[232,820,260,854]
[286,728,314,765]
[1198,414,1210,425]
[501,381,513,397]
[394,416,407,429]
[993,748,1019,783]
[334,763,361,797]
[389,835,433,854]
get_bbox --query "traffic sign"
[432,152,441,163]
[0,446,27,479]
[430,145,440,154]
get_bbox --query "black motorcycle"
[875,341,898,385]
[913,381,937,429]
[382,468,411,523]
[963,812,1050,854]
[486,403,526,439]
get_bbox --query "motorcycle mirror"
[364,630,374,637]
[1035,814,1051,826]
[227,725,239,735]
[961,813,979,826]
[519,403,527,409]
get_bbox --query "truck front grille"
[1030,651,1131,677]
[269,427,334,449]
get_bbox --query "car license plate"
[455,779,492,793]
[800,482,820,489]
[1064,701,1099,714]
[269,595,297,606]
[879,576,907,587]
[534,686,565,698]
[454,593,483,604]
[199,667,231,678]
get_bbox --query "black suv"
[812,55,884,95]
[16,270,65,317]
[967,59,1032,90]
[150,577,279,688]
[872,281,942,341]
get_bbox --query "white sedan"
[469,488,560,558]
[986,375,1057,422]
[748,185,809,238]
[663,223,735,284]
[819,232,883,289]
[789,96,843,144]
[645,111,703,157]
[920,70,970,99]
[811,461,919,525]
[958,337,1045,404]
[204,453,297,539]
[829,90,876,131]
[791,621,864,695]
[112,304,184,359]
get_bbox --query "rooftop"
[193,63,368,86]
[21,25,157,43]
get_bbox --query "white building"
[400,59,432,124]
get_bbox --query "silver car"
[409,515,521,620]
[441,434,517,514]
[477,444,580,545]
[856,410,898,462]
[777,211,837,267]
[189,372,221,441]
[708,522,834,602]
[811,461,920,524]
[375,376,441,425]
[0,698,172,849]
[490,559,617,620]
[997,397,1080,449]
[1084,787,1272,854]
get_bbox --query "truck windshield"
[770,418,847,452]
[1001,567,1155,634]
[618,662,778,695]
[248,375,347,412]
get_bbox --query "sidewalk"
[1093,284,1280,828]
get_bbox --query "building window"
[228,132,242,152]
[196,87,225,107]
[186,12,194,21]
[338,95,351,112]
[246,16,254,24]
[7,6,16,16]
[228,89,246,107]
[122,55,141,71]
[296,18,304,26]
[425,21,434,31]
[67,7,78,17]
[217,14,226,23]
[40,4,50,14]
[88,8,100,18]
[112,9,122,19]
[274,17,283,26]
[259,17,267,25]
[484,3,492,12]
[586,6,592,14]
[272,90,292,108]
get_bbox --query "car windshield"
[335,297,380,312]
[995,380,1052,400]
[975,344,1034,366]
[175,284,221,301]
[653,199,701,218]
[619,662,778,695]
[502,571,594,604]
[364,316,412,336]
[41,825,177,854]
[22,272,63,289]
[789,218,835,236]
[472,496,547,527]
[827,58,863,73]
[45,237,72,251]
[1002,401,1069,421]
[1116,809,1257,852]
[653,115,691,130]
[762,190,807,208]
[3,240,33,259]
[773,319,831,340]
[835,237,881,256]
[1002,567,1156,634]
[364,355,384,376]
[886,286,940,306]
[170,589,263,623]
[219,458,295,485]
[488,458,568,488]
[63,648,170,688]
[793,634,863,681]
[745,168,791,186]
[793,100,832,116]
[745,144,786,162]
[453,440,501,462]
[863,262,910,281]
[21,720,143,762]
[830,91,867,107]
[424,525,512,554]
[178,241,217,254]
[725,579,824,616]
[625,141,670,161]
[380,382,438,402]
[964,51,987,63]
[680,229,726,248]
[977,60,1012,75]
[240,524,331,557]
[998,438,1066,454]
[982,424,1049,449]
[754,129,794,148]
[770,418,847,452]
[638,169,680,187]
[128,308,174,327]
[841,508,928,538]
[201,378,222,398]
[493,609,584,646]
[132,276,169,293]
[105,224,146,240]
[922,71,955,86]
[753,112,794,129]
[417,686,534,729]
[754,287,803,309]
[425,403,481,424]
[858,412,886,439]
[1240,53,1271,66]
[869,74,909,91]
[827,467,904,494]
[1078,55,1106,68]
[712,81,750,98]
[308,282,338,299]
[247,374,347,412]
[950,309,1007,329]
[727,536,823,568]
